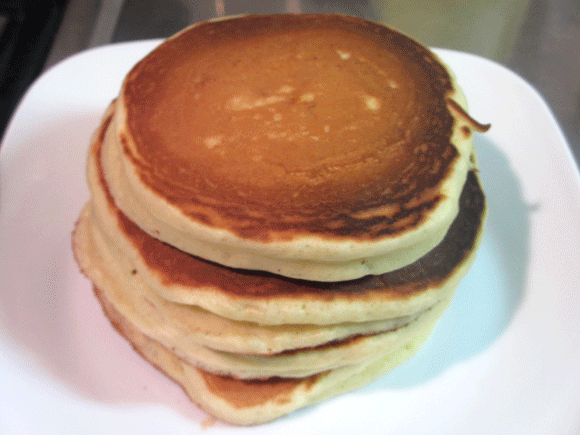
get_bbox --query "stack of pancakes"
[72,14,488,425]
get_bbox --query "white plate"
[1,42,580,434]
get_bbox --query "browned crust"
[121,14,462,242]
[197,369,323,409]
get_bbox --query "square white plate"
[1,42,580,434]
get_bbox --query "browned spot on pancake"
[93,126,485,302]
[461,126,471,138]
[122,14,461,242]
[199,370,324,408]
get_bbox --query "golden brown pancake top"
[95,114,485,303]
[121,14,459,241]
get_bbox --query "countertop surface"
[25,0,580,168]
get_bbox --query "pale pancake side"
[107,14,479,281]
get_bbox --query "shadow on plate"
[366,135,530,390]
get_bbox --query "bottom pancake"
[92,281,440,426]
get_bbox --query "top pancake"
[110,14,477,280]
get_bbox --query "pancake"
[91,278,441,426]
[88,102,486,326]
[72,14,490,425]
[102,14,484,281]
